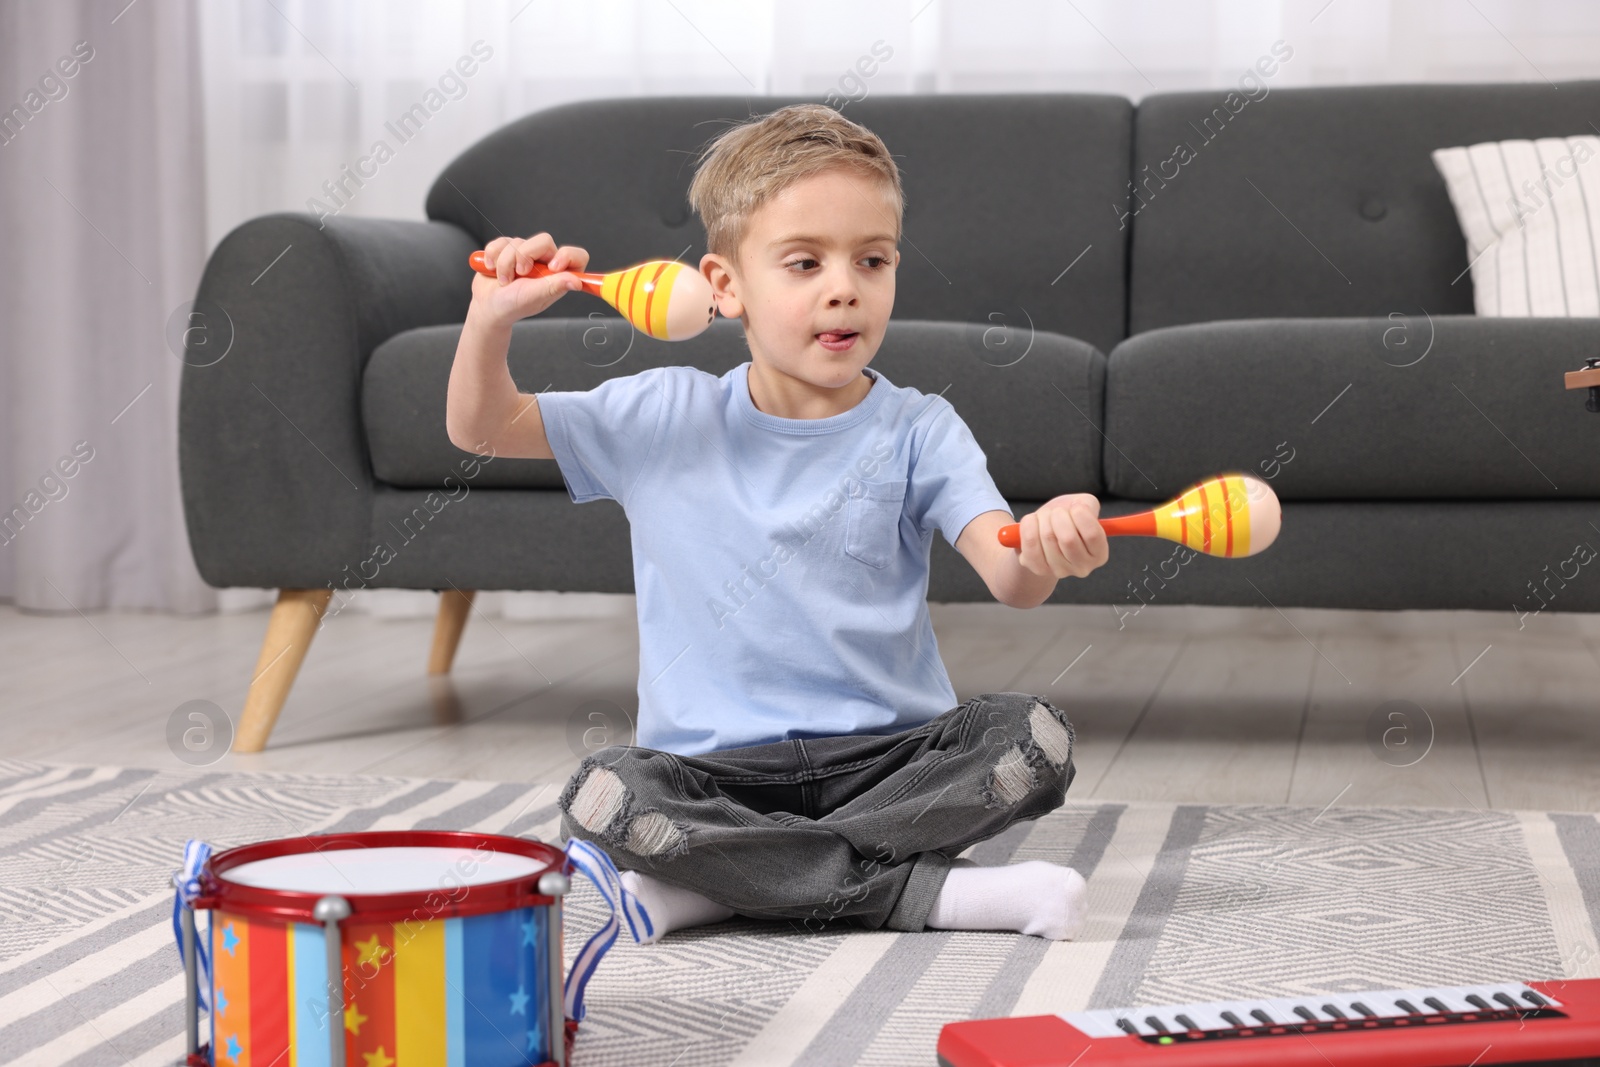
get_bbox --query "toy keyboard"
[937,978,1600,1066]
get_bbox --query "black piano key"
[1145,1016,1169,1034]
[1220,1011,1246,1028]
[1174,1014,1200,1031]
[1293,1006,1318,1022]
[1465,994,1492,1011]
[1350,1001,1377,1018]
[1522,990,1550,1007]
[1493,992,1520,1009]
[1115,1017,1139,1036]
[1250,1009,1275,1025]
[1323,1003,1349,1019]
[1424,997,1450,1014]
[1394,999,1420,1015]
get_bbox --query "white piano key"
[1215,999,1277,1027]
[1441,983,1525,1012]
[1057,1009,1144,1039]
[1313,994,1365,1019]
[1495,981,1561,1009]
[1170,1010,1207,1031]
[1459,984,1514,1010]
[1419,987,1479,1014]
[1178,1002,1238,1031]
[1318,991,1382,1017]
[1486,983,1530,1007]
[1142,1011,1183,1034]
[1378,989,1427,1015]
[1271,994,1346,1022]
[1118,1010,1164,1036]
[1452,987,1496,1012]
[1385,986,1458,1015]
[1254,996,1304,1023]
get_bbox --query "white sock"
[925,860,1088,940]
[619,869,736,944]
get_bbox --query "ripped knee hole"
[563,764,688,857]
[1028,699,1074,768]
[983,700,1075,808]
[987,744,1036,807]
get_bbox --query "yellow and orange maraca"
[999,472,1282,558]
[469,249,716,342]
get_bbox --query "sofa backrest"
[427,93,1132,354]
[1128,80,1600,333]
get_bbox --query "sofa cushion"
[363,483,1600,613]
[425,93,1132,354]
[1129,80,1600,333]
[363,318,1106,500]
[1102,316,1600,501]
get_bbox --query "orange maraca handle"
[468,249,604,296]
[997,513,1153,549]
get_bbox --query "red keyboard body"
[937,978,1600,1066]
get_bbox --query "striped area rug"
[2,758,1599,1066]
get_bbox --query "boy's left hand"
[1013,493,1110,579]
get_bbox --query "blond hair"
[687,103,904,264]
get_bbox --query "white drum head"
[222,845,544,895]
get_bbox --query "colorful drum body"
[180,832,573,1067]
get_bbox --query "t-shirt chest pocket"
[845,478,908,569]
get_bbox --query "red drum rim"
[192,830,570,925]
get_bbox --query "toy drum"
[172,831,650,1067]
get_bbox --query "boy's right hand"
[470,233,589,330]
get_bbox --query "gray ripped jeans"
[555,692,1077,933]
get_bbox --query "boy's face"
[701,168,900,404]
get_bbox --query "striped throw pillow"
[1432,136,1600,316]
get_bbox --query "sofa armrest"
[1103,316,1600,501]
[179,213,479,588]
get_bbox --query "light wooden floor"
[4,597,1598,813]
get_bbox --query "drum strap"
[562,838,654,1023]
[171,839,214,1012]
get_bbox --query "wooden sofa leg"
[234,588,333,753]
[429,589,476,675]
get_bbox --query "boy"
[446,104,1108,943]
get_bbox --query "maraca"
[469,250,716,342]
[998,472,1281,558]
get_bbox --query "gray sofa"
[180,85,1600,750]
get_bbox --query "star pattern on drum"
[215,985,228,1016]
[221,922,240,955]
[224,1033,242,1063]
[345,1001,368,1035]
[521,917,536,946]
[510,984,529,1015]
[355,933,389,968]
[362,1047,394,1067]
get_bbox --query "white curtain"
[5,0,1600,619]
[0,0,213,615]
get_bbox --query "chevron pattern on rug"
[1,759,1596,1067]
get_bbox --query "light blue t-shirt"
[537,361,1012,757]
